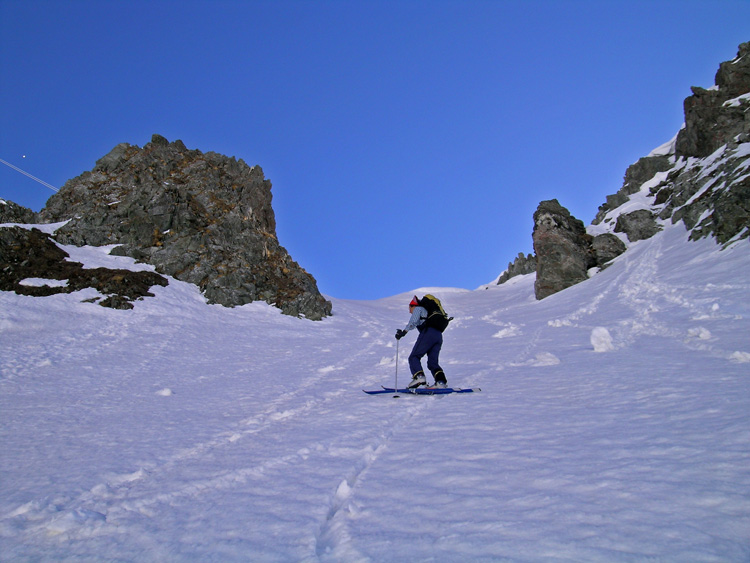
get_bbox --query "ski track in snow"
[0,289,442,561]
[2,223,750,561]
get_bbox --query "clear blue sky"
[1,0,748,300]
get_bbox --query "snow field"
[1,221,749,561]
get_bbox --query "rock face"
[532,200,627,299]
[594,42,750,247]
[0,226,168,309]
[38,135,332,319]
[675,41,750,159]
[664,146,750,245]
[532,200,596,300]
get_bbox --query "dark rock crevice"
[0,226,168,309]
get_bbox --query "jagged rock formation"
[0,198,37,223]
[0,226,168,309]
[37,135,332,319]
[496,252,536,285]
[525,42,749,299]
[595,41,750,246]
[593,155,673,225]
[675,42,750,159]
[661,143,750,245]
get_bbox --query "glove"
[395,329,407,340]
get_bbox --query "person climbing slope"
[395,295,450,389]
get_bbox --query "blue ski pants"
[408,327,443,376]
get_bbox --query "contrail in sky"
[0,158,58,192]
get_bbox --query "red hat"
[409,296,419,307]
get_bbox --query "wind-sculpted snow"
[1,222,749,561]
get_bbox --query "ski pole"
[394,338,400,398]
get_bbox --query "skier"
[395,296,448,389]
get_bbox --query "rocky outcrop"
[614,209,662,242]
[497,45,750,298]
[38,135,332,319]
[0,199,37,224]
[592,43,750,248]
[532,200,627,299]
[0,226,168,309]
[592,155,673,225]
[591,233,626,265]
[675,42,750,159]
[532,200,596,299]
[497,252,536,285]
[656,142,750,245]
[661,43,750,245]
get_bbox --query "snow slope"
[1,222,749,561]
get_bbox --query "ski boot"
[432,371,448,389]
[407,371,426,389]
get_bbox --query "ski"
[384,386,480,395]
[363,386,480,395]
